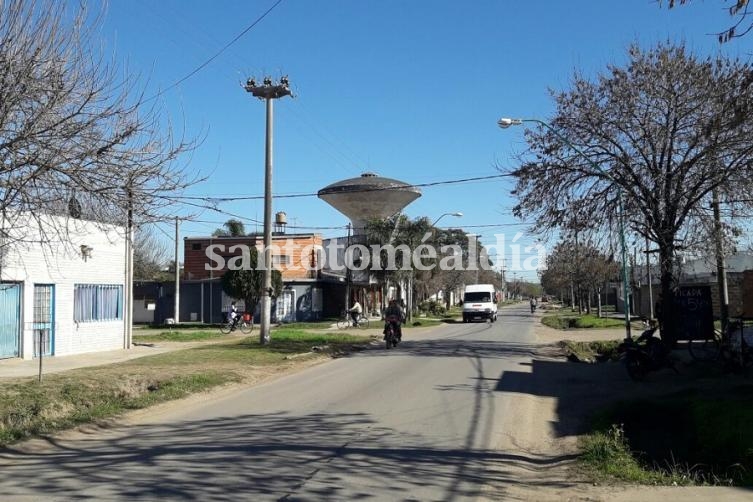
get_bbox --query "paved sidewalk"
[0,343,192,379]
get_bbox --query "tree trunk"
[658,242,677,346]
[570,282,575,311]
[587,287,592,314]
[597,287,602,318]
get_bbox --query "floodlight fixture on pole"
[498,116,632,339]
[245,76,292,345]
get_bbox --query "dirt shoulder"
[495,313,753,500]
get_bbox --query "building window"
[74,284,123,322]
[191,243,202,250]
[272,255,291,266]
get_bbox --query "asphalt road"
[0,304,560,501]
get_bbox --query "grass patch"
[0,329,371,447]
[579,424,668,484]
[0,371,234,446]
[136,323,220,330]
[561,339,622,363]
[274,321,336,330]
[581,387,753,486]
[543,314,626,330]
[134,330,225,343]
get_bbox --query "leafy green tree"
[365,215,432,317]
[213,219,247,237]
[220,246,282,323]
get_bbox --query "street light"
[245,76,292,345]
[431,212,463,227]
[498,117,633,339]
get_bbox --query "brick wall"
[184,234,323,281]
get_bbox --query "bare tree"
[664,0,753,43]
[540,238,619,317]
[0,0,199,264]
[510,43,753,344]
[133,226,170,280]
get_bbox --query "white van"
[462,284,498,323]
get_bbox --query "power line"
[438,222,535,228]
[145,0,285,102]
[162,173,512,203]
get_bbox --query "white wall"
[1,214,125,359]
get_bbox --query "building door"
[0,283,21,359]
[33,284,54,357]
[276,289,296,323]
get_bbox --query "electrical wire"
[162,173,512,203]
[144,0,285,103]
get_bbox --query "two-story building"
[137,232,352,324]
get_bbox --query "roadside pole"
[174,216,180,324]
[244,77,292,344]
[124,184,134,349]
[712,188,730,334]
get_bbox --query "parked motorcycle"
[618,325,677,381]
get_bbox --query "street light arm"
[498,115,633,340]
[431,212,463,227]
[501,118,615,185]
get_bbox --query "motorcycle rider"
[383,299,404,342]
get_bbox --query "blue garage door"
[0,283,21,359]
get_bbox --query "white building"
[0,214,126,360]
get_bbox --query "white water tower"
[317,172,421,233]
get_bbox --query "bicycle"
[220,312,254,334]
[688,318,753,372]
[337,310,370,329]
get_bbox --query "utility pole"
[501,258,507,301]
[574,227,582,314]
[124,184,134,349]
[646,233,654,319]
[712,187,730,334]
[245,76,292,344]
[345,223,351,312]
[174,216,180,324]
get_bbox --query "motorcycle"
[618,324,677,381]
[384,315,401,349]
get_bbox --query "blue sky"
[97,0,751,280]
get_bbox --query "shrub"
[418,300,446,317]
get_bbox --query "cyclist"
[348,300,363,327]
[227,301,239,328]
[383,299,404,342]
